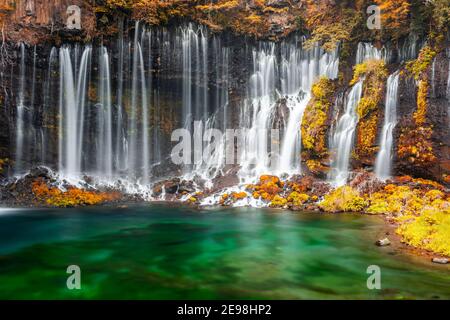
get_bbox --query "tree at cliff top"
[193,0,303,38]
[426,0,450,42]
[100,0,303,38]
[303,0,364,51]
[374,0,410,39]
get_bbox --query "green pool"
[0,205,448,299]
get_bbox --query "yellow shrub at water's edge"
[319,186,367,213]
[397,207,450,256]
[365,183,450,256]
[270,195,287,208]
[287,192,310,207]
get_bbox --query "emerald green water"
[0,205,448,299]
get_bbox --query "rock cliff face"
[0,0,96,44]
[395,53,450,181]
[0,0,449,184]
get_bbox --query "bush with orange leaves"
[374,0,410,39]
[247,175,284,201]
[32,180,119,207]
[397,124,436,167]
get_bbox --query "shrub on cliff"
[398,46,437,170]
[301,77,335,160]
[374,0,410,39]
[350,59,388,161]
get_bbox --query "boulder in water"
[376,238,391,246]
[432,257,449,264]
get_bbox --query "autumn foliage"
[351,60,388,161]
[32,179,119,207]
[374,0,410,37]
[302,77,335,159]
[398,46,437,170]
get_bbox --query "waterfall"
[329,81,364,186]
[180,24,210,128]
[181,25,194,131]
[375,72,399,180]
[128,21,141,178]
[30,46,36,113]
[97,47,113,178]
[138,41,150,184]
[179,24,213,177]
[58,46,91,176]
[237,42,339,180]
[41,47,58,166]
[278,44,339,174]
[446,49,450,127]
[14,43,26,174]
[398,34,422,62]
[356,43,388,64]
[115,21,128,172]
[201,28,208,121]
[10,23,346,192]
[431,58,436,98]
[238,44,277,178]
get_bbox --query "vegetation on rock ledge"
[351,59,388,162]
[32,179,120,207]
[301,76,336,175]
[398,46,437,170]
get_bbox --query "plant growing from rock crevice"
[301,77,336,175]
[351,59,388,162]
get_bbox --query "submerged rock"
[376,238,391,247]
[432,257,449,264]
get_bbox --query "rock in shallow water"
[376,238,391,246]
[432,257,449,264]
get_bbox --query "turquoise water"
[0,205,448,299]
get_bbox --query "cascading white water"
[446,49,450,127]
[15,43,26,174]
[115,23,128,172]
[431,58,436,98]
[97,46,113,177]
[58,46,91,177]
[128,21,141,178]
[126,22,151,183]
[356,42,389,64]
[329,80,364,186]
[181,25,194,131]
[398,34,422,62]
[200,27,208,121]
[179,24,220,179]
[138,41,150,184]
[375,72,400,180]
[40,47,58,166]
[328,42,391,186]
[192,44,230,182]
[278,43,339,175]
[238,42,339,180]
[12,24,342,194]
[238,44,278,178]
[181,24,209,127]
[58,47,76,175]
